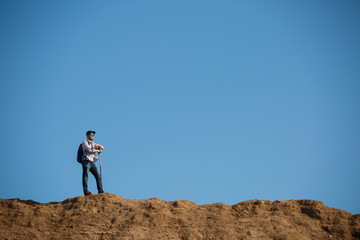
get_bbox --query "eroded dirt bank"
[1,193,359,239]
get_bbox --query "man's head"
[86,130,96,140]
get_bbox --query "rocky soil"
[0,193,359,239]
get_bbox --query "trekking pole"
[99,152,103,182]
[99,146,104,191]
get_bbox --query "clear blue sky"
[1,0,359,214]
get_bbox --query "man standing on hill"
[81,130,104,196]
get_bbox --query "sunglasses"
[90,134,95,136]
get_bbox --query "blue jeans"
[81,160,104,194]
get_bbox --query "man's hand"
[96,144,104,149]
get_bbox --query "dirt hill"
[0,193,359,240]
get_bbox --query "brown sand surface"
[0,193,359,239]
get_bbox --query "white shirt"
[82,139,98,162]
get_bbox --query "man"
[81,130,104,196]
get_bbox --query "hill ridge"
[1,193,359,239]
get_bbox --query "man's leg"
[90,162,104,193]
[82,160,91,195]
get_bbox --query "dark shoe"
[84,190,92,196]
[98,190,104,194]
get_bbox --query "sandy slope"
[0,193,359,239]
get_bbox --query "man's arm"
[83,141,102,153]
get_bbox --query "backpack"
[77,143,83,163]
